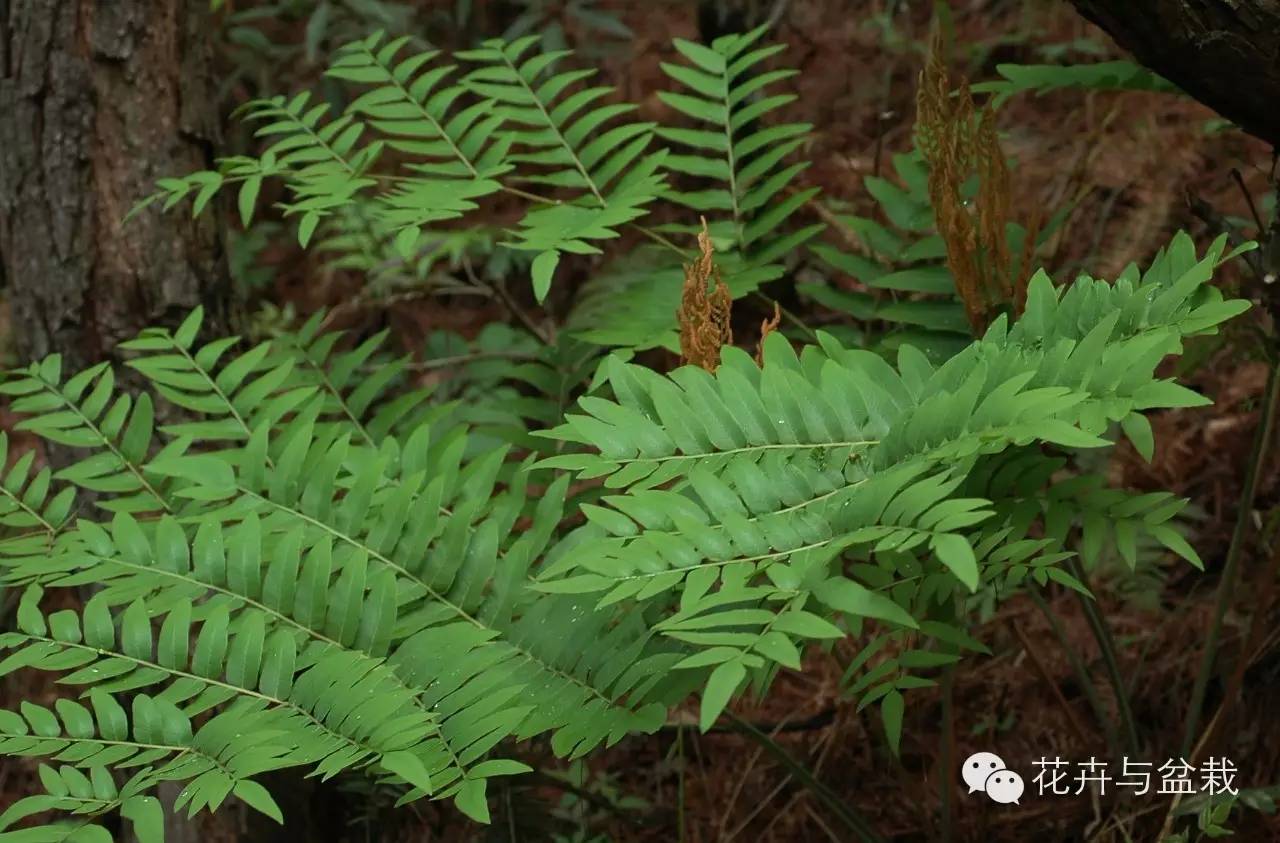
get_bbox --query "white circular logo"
[962,751,1023,804]
[962,751,1006,793]
[984,769,1025,805]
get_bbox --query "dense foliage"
[0,24,1254,842]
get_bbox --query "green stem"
[635,224,691,258]
[1067,558,1141,758]
[1181,360,1280,756]
[725,711,887,843]
[677,725,687,843]
[1026,587,1121,758]
[939,665,954,843]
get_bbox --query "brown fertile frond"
[755,301,781,365]
[917,30,985,333]
[1013,203,1045,316]
[917,30,974,176]
[678,220,733,372]
[916,28,1031,335]
[976,108,1013,305]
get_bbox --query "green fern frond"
[536,234,1246,727]
[119,332,664,811]
[0,318,662,825]
[945,447,1196,605]
[0,693,285,821]
[327,31,509,255]
[331,33,512,182]
[121,313,305,446]
[0,758,156,842]
[457,35,667,300]
[121,307,428,454]
[40,6,1269,835]
[2,359,171,515]
[312,204,504,293]
[0,433,75,543]
[272,312,431,446]
[1040,474,1201,571]
[164,423,668,756]
[971,60,1178,108]
[0,475,518,815]
[656,25,823,270]
[0,223,1250,833]
[2,580,454,814]
[241,90,384,246]
[458,37,642,192]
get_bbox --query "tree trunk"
[0,0,234,374]
[1067,0,1280,149]
[1,3,233,841]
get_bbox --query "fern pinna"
[0,226,1249,838]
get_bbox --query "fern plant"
[136,24,827,322]
[0,311,667,835]
[4,23,1258,842]
[137,29,676,305]
[654,27,823,273]
[535,232,1245,733]
[0,224,1250,838]
[559,26,826,351]
[145,26,1175,364]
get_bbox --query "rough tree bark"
[1,3,234,841]
[0,0,234,374]
[1067,0,1280,149]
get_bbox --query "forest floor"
[4,1,1280,841]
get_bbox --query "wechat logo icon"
[963,751,1025,805]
